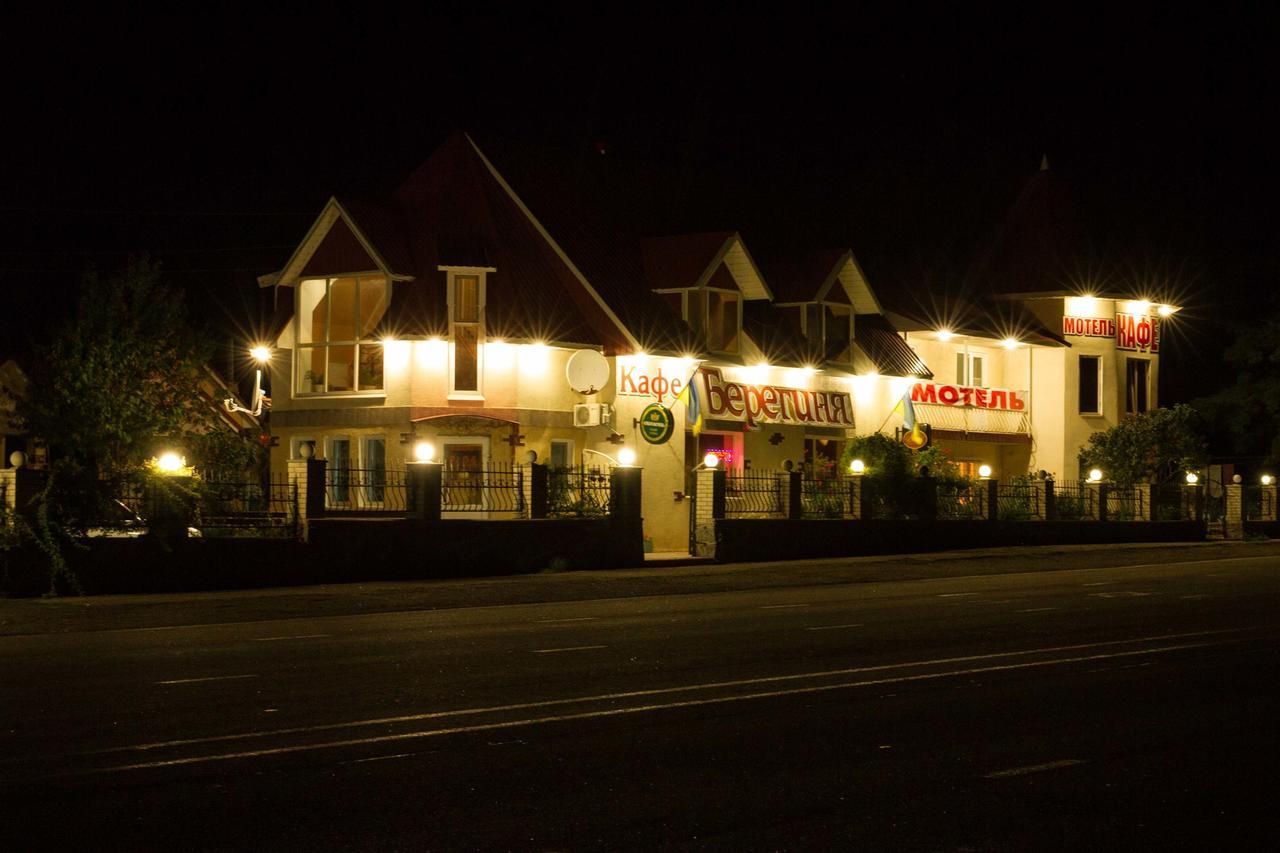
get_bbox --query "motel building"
[257,134,1174,553]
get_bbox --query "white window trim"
[442,267,492,400]
[293,275,389,399]
[956,351,986,387]
[1079,354,1104,416]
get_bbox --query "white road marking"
[252,634,331,642]
[806,623,863,631]
[536,617,598,624]
[983,759,1085,778]
[532,645,607,654]
[91,642,1234,774]
[90,627,1260,763]
[1090,591,1152,598]
[1018,607,1059,613]
[1082,581,1114,587]
[155,675,259,686]
[759,604,810,609]
[938,593,978,598]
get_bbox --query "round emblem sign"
[639,403,675,445]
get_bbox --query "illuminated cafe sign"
[1115,312,1159,353]
[701,368,854,427]
[1063,313,1159,353]
[911,382,1026,411]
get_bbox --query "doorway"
[441,436,490,517]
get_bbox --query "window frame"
[442,267,492,400]
[956,351,986,387]
[294,274,389,397]
[1078,354,1103,415]
[549,439,574,470]
[1126,357,1150,414]
[703,287,742,355]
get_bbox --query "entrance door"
[442,437,489,517]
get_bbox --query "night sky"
[3,5,1273,405]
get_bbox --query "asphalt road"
[3,547,1280,851]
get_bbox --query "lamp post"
[223,345,272,418]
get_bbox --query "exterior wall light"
[1000,338,1020,350]
[936,329,954,341]
[850,459,866,475]
[413,441,436,463]
[1185,472,1199,485]
[1262,474,1274,486]
[978,464,993,479]
[617,447,637,467]
[1157,304,1177,317]
[1088,468,1104,483]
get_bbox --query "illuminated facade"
[258,136,1169,550]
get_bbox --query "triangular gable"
[300,216,379,276]
[698,233,772,301]
[266,198,412,288]
[833,252,884,315]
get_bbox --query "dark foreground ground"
[2,541,1278,850]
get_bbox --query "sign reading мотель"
[911,382,1026,411]
[1062,316,1116,338]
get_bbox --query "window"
[326,437,352,506]
[956,352,985,387]
[706,290,740,354]
[448,272,485,395]
[296,276,388,394]
[1126,358,1149,413]
[824,304,853,363]
[550,439,574,470]
[803,438,843,478]
[362,436,387,504]
[1079,355,1102,415]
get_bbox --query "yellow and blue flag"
[675,372,704,437]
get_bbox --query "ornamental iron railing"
[442,463,525,515]
[548,466,612,518]
[724,473,784,517]
[324,466,409,513]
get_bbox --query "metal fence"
[996,483,1039,520]
[1105,487,1146,521]
[1244,486,1274,521]
[548,466,612,517]
[724,473,784,517]
[442,463,525,515]
[937,483,988,520]
[801,474,849,519]
[325,466,409,513]
[197,474,298,537]
[1054,481,1096,520]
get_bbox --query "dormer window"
[686,289,740,355]
[295,275,389,394]
[442,267,491,397]
[801,301,854,364]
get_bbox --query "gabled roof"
[640,231,772,301]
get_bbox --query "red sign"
[1115,312,1159,353]
[1063,316,1116,338]
[911,383,1026,411]
[700,368,854,427]
[617,365,685,402]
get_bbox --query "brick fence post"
[305,457,327,520]
[986,478,999,522]
[1134,483,1153,521]
[1262,484,1279,521]
[1044,479,1057,521]
[529,463,548,519]
[693,467,724,559]
[777,471,802,519]
[849,477,863,520]
[1087,481,1105,521]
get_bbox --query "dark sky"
[2,5,1273,403]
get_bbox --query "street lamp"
[223,345,272,417]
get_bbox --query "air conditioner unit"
[573,402,611,427]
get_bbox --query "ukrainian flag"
[676,372,704,437]
[896,388,927,449]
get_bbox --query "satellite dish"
[566,350,611,395]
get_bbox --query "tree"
[1077,404,1208,488]
[1195,299,1280,471]
[12,259,259,591]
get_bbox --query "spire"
[1040,153,1050,172]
